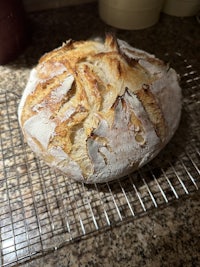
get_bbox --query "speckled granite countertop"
[20,194,200,267]
[0,2,200,267]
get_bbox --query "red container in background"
[0,0,28,65]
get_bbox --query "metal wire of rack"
[0,53,199,267]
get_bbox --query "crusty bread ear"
[18,35,182,183]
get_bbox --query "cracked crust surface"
[18,34,182,183]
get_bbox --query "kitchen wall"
[23,0,96,12]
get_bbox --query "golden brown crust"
[18,34,182,183]
[135,84,166,141]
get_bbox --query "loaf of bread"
[18,34,182,183]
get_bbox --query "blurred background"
[0,0,199,65]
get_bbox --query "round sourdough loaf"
[18,34,182,183]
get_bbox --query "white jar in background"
[98,0,164,30]
[162,0,200,17]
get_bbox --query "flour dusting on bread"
[18,34,182,183]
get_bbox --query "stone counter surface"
[0,2,200,267]
[21,194,200,267]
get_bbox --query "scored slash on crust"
[18,34,182,183]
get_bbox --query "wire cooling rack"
[0,53,200,266]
